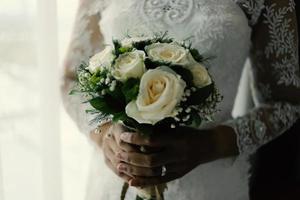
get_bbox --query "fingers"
[103,140,119,166]
[116,150,180,168]
[129,172,181,187]
[117,162,184,177]
[104,156,133,183]
[117,163,162,177]
[120,132,173,147]
[119,141,139,152]
[105,130,137,153]
[102,129,137,183]
[103,139,134,182]
[111,123,124,143]
[109,124,139,152]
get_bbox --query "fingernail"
[117,163,122,170]
[129,179,135,186]
[117,163,126,171]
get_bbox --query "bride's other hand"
[91,123,139,184]
[117,126,239,187]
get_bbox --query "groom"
[249,2,300,199]
[249,119,300,200]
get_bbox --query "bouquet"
[71,33,222,200]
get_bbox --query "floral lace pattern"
[66,0,107,71]
[142,0,194,24]
[263,1,300,87]
[234,0,265,25]
[229,0,300,155]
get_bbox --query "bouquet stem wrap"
[134,146,167,200]
[136,184,167,200]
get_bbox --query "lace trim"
[228,103,300,155]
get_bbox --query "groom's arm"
[223,0,300,157]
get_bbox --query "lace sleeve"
[228,0,300,156]
[61,0,110,136]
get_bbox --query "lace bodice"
[61,0,300,199]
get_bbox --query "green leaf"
[104,94,126,112]
[144,58,171,69]
[113,39,122,57]
[135,196,144,200]
[188,84,214,105]
[154,117,176,131]
[123,118,154,135]
[122,78,140,103]
[77,62,89,73]
[119,46,133,54]
[69,89,79,95]
[132,40,153,51]
[169,65,194,86]
[112,112,127,122]
[89,97,115,114]
[89,73,101,85]
[106,82,125,102]
[153,31,174,44]
[190,111,202,128]
[190,48,204,63]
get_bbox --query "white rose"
[88,46,115,73]
[145,42,194,65]
[112,50,146,81]
[121,37,150,48]
[188,63,212,88]
[126,67,186,125]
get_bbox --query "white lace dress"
[62,0,300,199]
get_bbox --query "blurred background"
[0,0,92,199]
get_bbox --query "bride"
[61,0,300,199]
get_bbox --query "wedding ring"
[161,165,167,177]
[140,146,147,153]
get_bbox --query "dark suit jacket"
[249,2,300,199]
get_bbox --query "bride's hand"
[94,123,139,184]
[117,125,239,187]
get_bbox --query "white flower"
[88,46,115,73]
[112,50,146,81]
[121,37,150,48]
[78,72,90,85]
[145,42,194,65]
[187,63,212,88]
[126,67,186,125]
[109,80,117,91]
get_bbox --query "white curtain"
[0,1,92,199]
[36,0,62,199]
